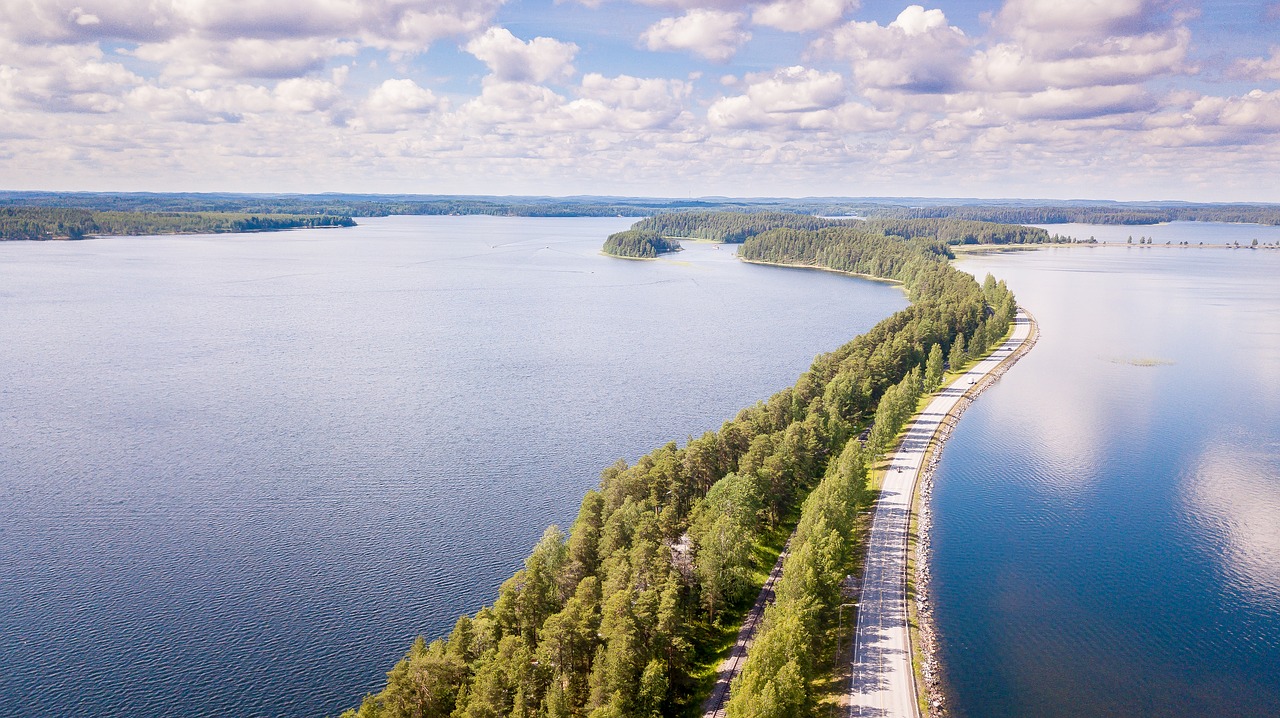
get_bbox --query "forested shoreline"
[3,191,1278,226]
[341,212,1017,718]
[0,207,353,241]
[602,230,682,258]
[632,212,1056,246]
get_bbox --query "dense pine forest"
[631,212,1054,246]
[630,212,839,242]
[341,212,1017,718]
[0,207,353,241]
[602,230,682,258]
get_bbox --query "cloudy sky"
[2,0,1279,200]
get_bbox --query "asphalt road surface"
[848,311,1033,718]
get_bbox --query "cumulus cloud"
[824,5,970,93]
[348,78,444,133]
[466,27,578,83]
[0,39,140,113]
[988,84,1156,121]
[752,0,855,32]
[273,76,345,114]
[563,73,693,130]
[1229,48,1280,82]
[709,66,844,127]
[973,0,1193,92]
[642,9,751,62]
[0,0,505,50]
[707,65,898,133]
[366,79,441,114]
[1143,89,1280,147]
[131,36,358,85]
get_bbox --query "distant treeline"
[602,230,682,258]
[633,211,1052,246]
[5,191,1277,226]
[342,212,1017,718]
[0,207,353,240]
[863,204,1280,226]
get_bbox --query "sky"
[1,0,1279,201]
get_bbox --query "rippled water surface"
[0,216,908,717]
[938,226,1280,717]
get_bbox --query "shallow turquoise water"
[939,231,1280,717]
[0,216,907,717]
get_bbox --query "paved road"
[848,311,1033,718]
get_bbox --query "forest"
[4,191,1277,226]
[0,207,354,240]
[632,211,1052,246]
[602,230,682,258]
[341,212,1018,718]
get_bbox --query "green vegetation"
[0,207,353,241]
[634,211,1052,247]
[3,191,1278,226]
[341,212,1017,718]
[631,212,838,243]
[603,230,682,258]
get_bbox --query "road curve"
[848,310,1034,718]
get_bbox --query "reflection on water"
[935,235,1280,717]
[1189,442,1280,603]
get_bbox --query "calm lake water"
[0,216,907,718]
[939,224,1280,717]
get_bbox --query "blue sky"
[1,0,1279,200]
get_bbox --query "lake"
[0,216,907,717]
[939,225,1280,717]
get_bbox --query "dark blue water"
[936,230,1280,717]
[0,216,907,718]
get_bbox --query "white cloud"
[567,73,692,130]
[0,39,140,113]
[0,0,505,51]
[366,78,441,114]
[456,78,567,128]
[642,9,751,62]
[752,0,855,33]
[973,0,1193,92]
[707,65,900,133]
[348,78,444,133]
[824,5,970,93]
[988,84,1155,121]
[971,28,1191,93]
[466,27,578,83]
[1229,47,1280,82]
[273,74,345,114]
[131,36,358,85]
[1142,89,1280,147]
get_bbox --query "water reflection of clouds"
[960,248,1280,484]
[1187,442,1280,604]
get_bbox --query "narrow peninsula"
[339,210,1040,718]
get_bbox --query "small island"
[602,229,682,258]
